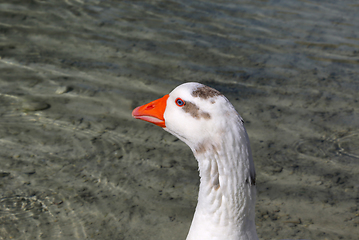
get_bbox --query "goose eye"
[175,98,185,107]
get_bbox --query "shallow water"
[0,0,358,239]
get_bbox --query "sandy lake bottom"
[0,0,359,239]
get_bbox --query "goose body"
[132,82,259,240]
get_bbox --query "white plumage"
[132,82,258,240]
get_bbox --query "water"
[0,0,358,239]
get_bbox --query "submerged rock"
[22,100,50,111]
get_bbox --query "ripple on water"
[293,131,359,164]
[334,131,359,159]
[0,191,78,239]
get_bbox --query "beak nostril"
[145,104,155,110]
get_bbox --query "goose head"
[132,82,242,154]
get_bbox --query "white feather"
[163,83,258,240]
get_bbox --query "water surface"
[0,0,359,239]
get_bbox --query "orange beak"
[132,94,169,128]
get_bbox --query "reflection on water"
[1,0,359,239]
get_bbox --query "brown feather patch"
[192,85,222,99]
[182,101,211,119]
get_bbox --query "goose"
[132,82,259,240]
